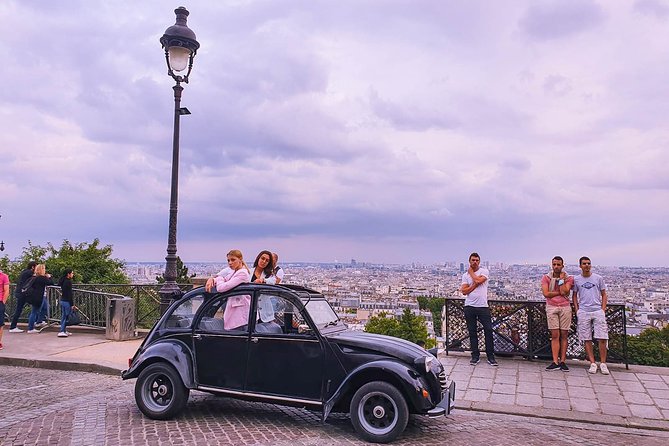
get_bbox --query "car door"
[245,292,324,401]
[193,292,252,390]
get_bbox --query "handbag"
[66,309,81,326]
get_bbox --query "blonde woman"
[205,250,251,330]
[25,264,54,333]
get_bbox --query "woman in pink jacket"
[205,249,251,330]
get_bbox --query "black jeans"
[10,293,27,330]
[464,306,495,360]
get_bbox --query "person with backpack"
[9,261,37,333]
[24,264,54,333]
[57,269,76,337]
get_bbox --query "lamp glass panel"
[168,46,191,72]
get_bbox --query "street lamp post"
[158,7,200,315]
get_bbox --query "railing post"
[527,303,534,361]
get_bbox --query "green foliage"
[4,239,129,284]
[155,256,195,284]
[627,326,669,367]
[417,296,445,336]
[365,308,436,348]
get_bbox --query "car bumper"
[427,380,456,418]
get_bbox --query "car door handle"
[251,337,259,343]
[193,334,202,340]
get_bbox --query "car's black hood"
[326,330,428,364]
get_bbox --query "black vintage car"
[122,284,455,443]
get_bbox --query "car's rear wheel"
[135,362,189,420]
[350,381,409,443]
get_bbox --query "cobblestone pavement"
[1,365,668,446]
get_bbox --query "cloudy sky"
[1,0,668,266]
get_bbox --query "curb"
[455,400,669,432]
[0,356,123,376]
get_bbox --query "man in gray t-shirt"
[573,256,609,375]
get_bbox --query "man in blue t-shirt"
[573,256,609,375]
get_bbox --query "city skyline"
[2,1,669,267]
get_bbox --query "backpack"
[21,276,41,305]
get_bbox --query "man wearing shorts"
[541,256,573,371]
[573,256,609,375]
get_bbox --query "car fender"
[323,359,425,421]
[121,339,195,388]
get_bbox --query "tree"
[155,256,195,284]
[627,326,669,367]
[417,296,445,336]
[2,239,129,284]
[365,308,436,348]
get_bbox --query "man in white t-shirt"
[460,252,497,366]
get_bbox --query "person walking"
[25,264,54,333]
[542,256,574,372]
[573,256,610,375]
[9,261,37,333]
[0,268,9,349]
[461,252,497,366]
[57,269,76,337]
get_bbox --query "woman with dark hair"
[250,250,276,284]
[57,269,76,337]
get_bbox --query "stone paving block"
[516,393,543,407]
[569,398,600,413]
[610,371,640,381]
[488,393,516,405]
[662,375,669,385]
[542,397,571,411]
[567,386,596,400]
[600,403,631,417]
[471,366,496,378]
[616,380,646,392]
[517,382,541,394]
[565,376,591,387]
[650,389,669,399]
[517,372,541,383]
[494,375,516,385]
[653,398,669,409]
[464,389,490,402]
[643,380,669,391]
[450,373,472,385]
[629,404,664,419]
[638,373,664,382]
[664,409,669,419]
[542,387,568,399]
[623,391,654,405]
[492,383,516,395]
[542,380,567,390]
[596,392,626,405]
[593,384,619,394]
[469,377,493,390]
[589,373,614,384]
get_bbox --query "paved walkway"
[1,327,667,432]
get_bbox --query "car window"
[253,293,311,336]
[164,293,205,328]
[198,293,251,333]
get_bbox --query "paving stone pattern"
[1,365,668,446]
[443,356,669,420]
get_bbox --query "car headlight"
[424,355,435,373]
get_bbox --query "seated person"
[254,295,282,334]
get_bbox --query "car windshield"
[303,299,339,326]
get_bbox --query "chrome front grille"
[438,370,448,392]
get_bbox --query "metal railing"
[5,284,193,329]
[443,298,628,368]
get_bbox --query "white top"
[461,267,489,307]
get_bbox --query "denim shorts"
[577,309,609,341]
[0,301,5,327]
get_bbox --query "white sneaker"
[600,363,610,375]
[34,322,47,328]
[57,332,68,338]
[27,329,40,334]
[9,328,24,333]
[588,363,598,374]
[66,331,72,336]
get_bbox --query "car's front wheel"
[350,381,409,443]
[135,362,189,420]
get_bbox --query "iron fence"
[443,298,628,368]
[5,284,193,329]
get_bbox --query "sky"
[1,0,669,267]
